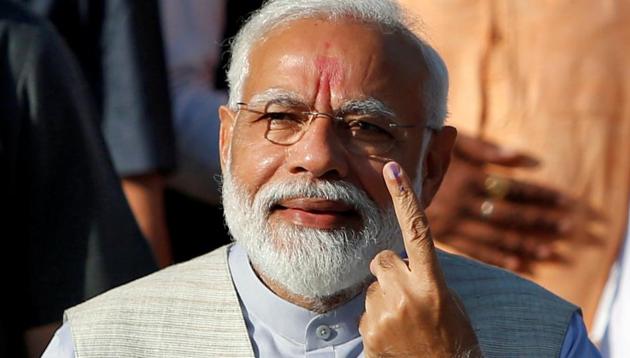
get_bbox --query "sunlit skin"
[217,18,480,356]
[219,18,454,232]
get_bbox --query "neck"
[251,262,367,313]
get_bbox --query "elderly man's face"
[221,19,446,222]
[219,19,454,298]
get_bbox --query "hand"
[121,173,173,268]
[24,322,61,358]
[427,134,573,271]
[359,161,481,358]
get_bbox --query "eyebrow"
[248,89,305,107]
[247,90,397,119]
[338,98,397,119]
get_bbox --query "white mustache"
[221,169,403,298]
[251,178,379,222]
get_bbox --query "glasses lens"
[243,101,401,155]
[341,115,396,155]
[263,103,310,145]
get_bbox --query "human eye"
[345,115,395,142]
[262,111,299,121]
[262,109,305,130]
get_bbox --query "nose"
[286,115,349,179]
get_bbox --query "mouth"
[270,198,361,229]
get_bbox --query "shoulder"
[0,1,46,29]
[0,2,61,61]
[66,246,231,319]
[0,1,87,102]
[437,250,579,357]
[64,245,254,356]
[0,2,47,79]
[437,250,575,309]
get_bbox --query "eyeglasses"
[235,100,419,156]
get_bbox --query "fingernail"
[386,162,402,181]
[386,162,405,193]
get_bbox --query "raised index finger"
[383,161,439,273]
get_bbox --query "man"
[21,0,177,268]
[43,0,599,356]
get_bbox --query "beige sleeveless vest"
[66,246,254,357]
[65,245,578,357]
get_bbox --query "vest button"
[315,325,332,340]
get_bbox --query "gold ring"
[480,200,495,218]
[484,175,511,200]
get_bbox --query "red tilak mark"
[314,56,343,104]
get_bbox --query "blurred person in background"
[0,1,156,356]
[159,0,264,262]
[159,0,230,262]
[400,1,630,356]
[21,0,177,268]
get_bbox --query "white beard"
[221,170,403,300]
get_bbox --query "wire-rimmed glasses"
[235,99,419,157]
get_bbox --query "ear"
[218,105,237,173]
[420,125,457,208]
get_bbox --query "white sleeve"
[41,322,76,358]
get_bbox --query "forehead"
[242,18,427,117]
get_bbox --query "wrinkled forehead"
[242,18,427,120]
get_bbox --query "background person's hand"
[122,173,173,268]
[427,134,573,271]
[359,162,481,358]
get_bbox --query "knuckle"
[358,313,367,332]
[394,294,413,313]
[399,190,418,210]
[408,216,432,245]
[361,327,382,348]
[366,281,381,296]
[394,289,440,321]
[374,250,398,270]
[420,287,448,313]
[394,185,418,207]
[521,238,538,253]
[521,210,555,230]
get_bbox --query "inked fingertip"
[384,162,407,194]
[384,161,402,181]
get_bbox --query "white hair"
[226,0,449,129]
